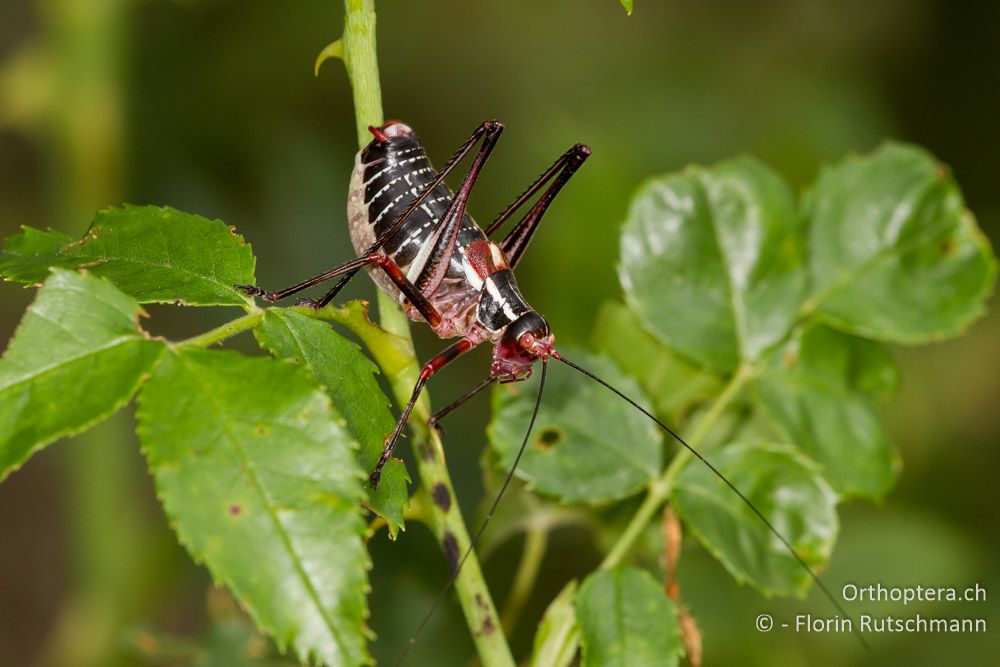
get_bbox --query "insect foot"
[293,297,323,310]
[426,416,445,436]
[234,284,277,302]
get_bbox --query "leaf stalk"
[600,363,754,570]
[175,309,263,348]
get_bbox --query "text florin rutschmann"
[760,583,989,636]
[795,583,988,634]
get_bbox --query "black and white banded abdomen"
[347,135,485,304]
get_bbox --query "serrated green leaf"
[488,348,661,504]
[0,226,79,282]
[591,300,722,423]
[0,205,256,306]
[805,142,997,342]
[756,324,900,499]
[137,347,369,667]
[0,269,164,480]
[671,441,838,596]
[529,580,579,667]
[577,567,681,667]
[259,307,408,537]
[620,157,807,372]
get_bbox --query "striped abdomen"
[347,134,485,302]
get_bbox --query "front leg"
[234,284,280,302]
[371,338,477,486]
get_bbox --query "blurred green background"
[0,1,997,665]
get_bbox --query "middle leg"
[427,375,495,435]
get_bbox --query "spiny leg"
[244,252,444,325]
[413,121,505,293]
[485,143,591,268]
[236,119,506,307]
[371,338,478,486]
[427,376,495,435]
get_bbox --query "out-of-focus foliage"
[495,142,994,610]
[1,2,999,667]
[671,441,837,596]
[757,323,900,498]
[620,157,806,372]
[528,580,579,667]
[576,566,682,667]
[806,144,996,341]
[489,347,661,504]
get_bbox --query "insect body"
[348,121,553,375]
[240,119,589,484]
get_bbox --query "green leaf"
[529,580,579,667]
[0,269,164,480]
[137,347,369,667]
[488,348,661,504]
[619,0,634,16]
[576,567,682,667]
[620,157,807,372]
[259,307,408,537]
[756,324,900,499]
[805,142,997,342]
[671,441,838,596]
[0,227,78,283]
[0,205,256,306]
[591,300,722,423]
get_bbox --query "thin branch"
[338,2,516,665]
[174,309,263,348]
[600,364,753,570]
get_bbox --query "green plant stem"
[500,527,548,634]
[600,363,753,570]
[175,309,263,348]
[339,2,516,665]
[29,3,150,667]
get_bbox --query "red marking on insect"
[369,120,414,143]
[464,239,511,279]
[368,125,390,142]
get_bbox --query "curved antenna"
[393,360,549,666]
[552,350,869,651]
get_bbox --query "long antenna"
[552,351,869,651]
[394,360,549,666]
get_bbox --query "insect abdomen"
[348,136,485,301]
